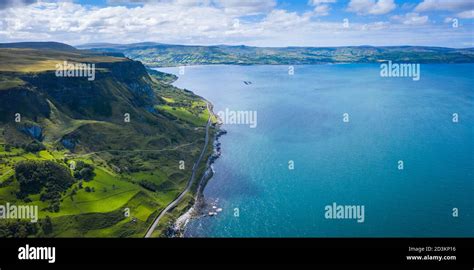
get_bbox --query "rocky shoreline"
[169,122,227,237]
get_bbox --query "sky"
[0,0,473,47]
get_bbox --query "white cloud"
[0,1,472,48]
[415,0,473,12]
[457,9,474,19]
[347,0,396,15]
[362,21,390,30]
[391,12,429,25]
[443,17,453,23]
[214,0,275,15]
[313,4,331,16]
[108,0,274,14]
[259,9,312,31]
[308,0,336,5]
[107,0,211,5]
[308,0,336,17]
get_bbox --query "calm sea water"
[157,64,474,237]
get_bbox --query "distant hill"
[78,42,163,49]
[77,43,474,67]
[0,42,78,52]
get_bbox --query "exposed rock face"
[20,124,43,140]
[61,138,76,150]
[0,87,51,122]
[5,60,158,121]
[0,53,164,150]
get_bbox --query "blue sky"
[0,0,472,47]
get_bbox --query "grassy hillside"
[78,43,474,67]
[0,43,216,237]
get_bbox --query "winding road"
[145,103,212,238]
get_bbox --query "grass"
[148,126,217,237]
[0,46,215,237]
[0,170,14,182]
[0,148,176,237]
[41,100,105,143]
[0,127,204,237]
[0,150,139,215]
[150,192,194,238]
[0,75,26,90]
[156,105,208,126]
[0,48,125,73]
[0,183,18,201]
[58,168,139,216]
[129,170,168,185]
[83,218,141,237]
[49,209,126,237]
[162,97,175,103]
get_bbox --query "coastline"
[170,104,226,237]
[144,96,217,238]
[144,69,222,237]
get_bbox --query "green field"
[0,44,215,238]
[156,105,209,126]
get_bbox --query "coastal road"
[145,103,212,238]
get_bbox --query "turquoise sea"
[157,64,474,237]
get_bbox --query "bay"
[157,64,474,237]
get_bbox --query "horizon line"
[1,41,473,50]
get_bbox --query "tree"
[73,162,95,181]
[15,160,75,212]
[41,216,53,235]
[17,225,28,238]
[24,141,45,153]
[16,160,75,195]
[80,167,95,181]
[0,220,38,238]
[70,187,77,201]
[50,200,60,212]
[139,180,158,192]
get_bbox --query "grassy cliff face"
[0,43,213,237]
[78,43,474,67]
